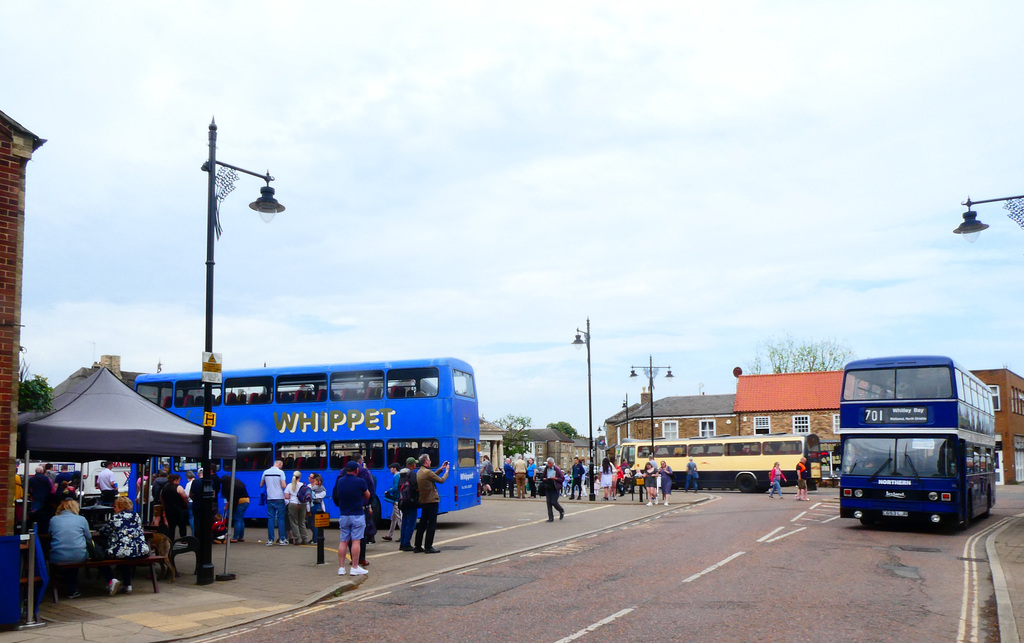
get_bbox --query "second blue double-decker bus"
[838,355,996,528]
[134,357,481,522]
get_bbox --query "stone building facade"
[0,110,44,536]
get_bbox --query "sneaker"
[265,541,275,546]
[646,502,653,506]
[124,585,133,595]
[413,547,424,553]
[338,566,347,575]
[350,566,368,575]
[664,501,669,506]
[278,540,290,545]
[381,536,393,541]
[68,591,81,599]
[108,579,121,597]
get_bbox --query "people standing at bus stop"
[160,473,190,539]
[502,457,515,498]
[398,457,419,551]
[541,457,565,522]
[795,457,810,501]
[260,459,288,545]
[221,473,249,542]
[769,462,786,499]
[285,470,311,545]
[644,460,659,506]
[333,461,370,576]
[526,457,537,498]
[414,454,449,554]
[382,463,402,542]
[513,455,527,499]
[479,455,493,496]
[660,461,673,506]
[685,457,699,492]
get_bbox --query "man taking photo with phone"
[413,454,449,554]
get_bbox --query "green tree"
[748,334,854,374]
[546,421,579,439]
[19,374,52,412]
[494,413,531,457]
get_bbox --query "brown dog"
[148,532,176,581]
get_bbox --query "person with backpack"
[382,463,402,541]
[414,453,450,554]
[284,470,311,545]
[398,457,419,551]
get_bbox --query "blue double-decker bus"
[838,356,996,528]
[134,357,481,521]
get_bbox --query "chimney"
[640,386,651,406]
[96,355,122,378]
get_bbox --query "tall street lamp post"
[197,119,284,585]
[629,356,673,459]
[572,318,596,501]
[953,194,1024,242]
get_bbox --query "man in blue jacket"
[570,457,586,500]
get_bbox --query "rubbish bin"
[0,534,22,625]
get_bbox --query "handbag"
[259,490,267,506]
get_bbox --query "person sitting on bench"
[47,498,96,599]
[95,496,151,595]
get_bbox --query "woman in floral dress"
[97,496,151,595]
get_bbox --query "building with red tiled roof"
[734,371,844,440]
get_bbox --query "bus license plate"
[882,510,909,517]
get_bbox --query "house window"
[832,414,840,433]
[793,415,810,434]
[753,416,770,435]
[990,385,1001,412]
[699,419,716,437]
[662,420,679,440]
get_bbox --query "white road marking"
[757,527,784,542]
[356,591,392,602]
[681,551,745,583]
[821,515,840,523]
[553,607,636,643]
[791,511,807,522]
[410,578,439,588]
[765,527,806,543]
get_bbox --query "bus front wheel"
[736,474,757,494]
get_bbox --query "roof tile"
[734,371,843,412]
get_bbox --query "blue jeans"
[232,500,249,539]
[400,505,418,547]
[685,474,698,491]
[771,479,782,496]
[266,499,287,542]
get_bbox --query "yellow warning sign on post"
[203,412,216,428]
[314,513,330,528]
[201,352,223,384]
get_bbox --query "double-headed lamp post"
[197,119,284,586]
[629,356,673,459]
[572,318,596,501]
[953,194,1024,242]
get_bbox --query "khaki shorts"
[797,479,807,490]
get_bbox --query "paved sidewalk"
[0,493,692,642]
[988,514,1024,643]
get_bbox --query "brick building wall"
[973,368,1024,485]
[736,409,838,441]
[0,112,43,535]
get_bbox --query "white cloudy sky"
[4,2,1024,437]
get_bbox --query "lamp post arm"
[963,194,1024,207]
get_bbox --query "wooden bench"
[50,555,165,601]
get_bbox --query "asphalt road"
[191,486,1024,643]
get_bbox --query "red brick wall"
[0,118,34,535]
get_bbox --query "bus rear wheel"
[736,474,757,494]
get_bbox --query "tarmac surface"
[2,488,1023,642]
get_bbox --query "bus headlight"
[854,489,863,498]
[930,515,941,523]
[853,511,863,519]
[928,492,938,501]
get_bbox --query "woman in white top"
[284,471,311,545]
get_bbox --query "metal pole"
[649,355,656,456]
[217,459,236,581]
[197,119,217,585]
[584,318,595,502]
